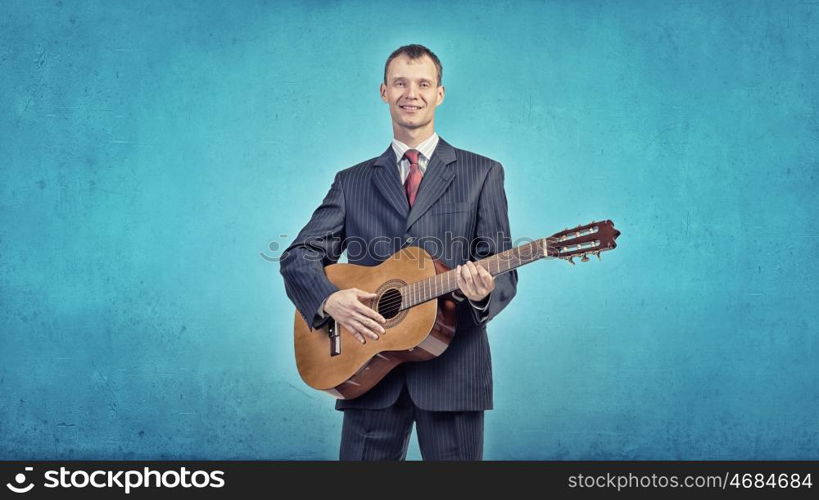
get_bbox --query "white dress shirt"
[391,132,439,184]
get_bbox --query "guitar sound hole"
[377,288,402,319]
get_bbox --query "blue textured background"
[1,0,817,460]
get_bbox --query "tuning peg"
[580,254,590,262]
[567,256,575,265]
[595,251,601,260]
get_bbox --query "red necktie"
[403,149,422,207]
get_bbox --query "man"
[280,44,517,460]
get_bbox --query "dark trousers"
[339,386,484,461]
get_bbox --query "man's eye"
[396,82,404,87]
[421,82,429,87]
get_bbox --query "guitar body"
[293,246,458,400]
[291,219,621,400]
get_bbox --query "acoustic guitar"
[293,220,621,399]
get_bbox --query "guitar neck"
[399,238,547,310]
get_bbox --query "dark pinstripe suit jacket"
[280,138,518,411]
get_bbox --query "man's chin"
[394,118,430,130]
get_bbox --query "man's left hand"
[456,261,495,302]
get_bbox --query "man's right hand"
[323,288,386,344]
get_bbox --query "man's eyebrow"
[391,76,432,82]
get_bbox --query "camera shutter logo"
[6,467,35,494]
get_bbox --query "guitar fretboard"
[398,238,549,310]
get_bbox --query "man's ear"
[379,83,388,102]
[437,85,445,105]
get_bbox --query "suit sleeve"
[469,162,518,325]
[279,172,346,330]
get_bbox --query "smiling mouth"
[400,104,422,111]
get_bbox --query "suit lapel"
[372,146,410,220]
[371,138,459,229]
[405,139,457,230]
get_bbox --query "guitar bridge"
[328,319,340,357]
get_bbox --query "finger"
[461,263,476,289]
[356,289,378,298]
[343,322,366,344]
[361,304,387,324]
[460,263,470,280]
[457,265,477,297]
[355,291,377,310]
[354,302,387,324]
[479,266,495,290]
[471,280,486,297]
[459,267,477,297]
[350,318,380,340]
[468,264,489,297]
[476,269,491,294]
[455,265,466,291]
[470,263,487,289]
[353,313,384,336]
[347,320,375,342]
[468,261,487,285]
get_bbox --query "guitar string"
[372,239,561,311]
[371,239,564,312]
[372,236,610,312]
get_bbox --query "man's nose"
[405,83,419,98]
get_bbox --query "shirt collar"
[391,132,440,163]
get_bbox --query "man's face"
[380,54,445,132]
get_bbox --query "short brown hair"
[383,44,443,86]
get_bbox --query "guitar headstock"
[541,220,621,264]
